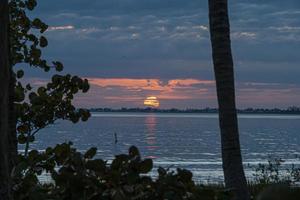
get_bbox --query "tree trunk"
[8,66,17,177]
[208,0,250,200]
[0,0,12,199]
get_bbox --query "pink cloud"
[24,77,300,109]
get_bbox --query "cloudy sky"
[25,0,300,108]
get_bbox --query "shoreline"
[89,111,300,116]
[89,108,300,115]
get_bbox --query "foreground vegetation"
[1,0,298,199]
[13,144,300,200]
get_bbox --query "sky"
[24,0,300,109]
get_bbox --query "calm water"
[29,113,300,183]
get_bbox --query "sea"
[26,112,300,183]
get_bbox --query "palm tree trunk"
[0,0,12,199]
[208,0,250,199]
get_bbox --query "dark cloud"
[23,0,300,89]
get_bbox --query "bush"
[13,143,218,200]
[252,158,300,185]
[14,143,300,200]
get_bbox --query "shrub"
[252,158,300,185]
[12,143,211,200]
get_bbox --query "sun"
[144,96,160,108]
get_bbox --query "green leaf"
[70,114,80,123]
[28,135,35,142]
[14,161,28,175]
[44,66,50,72]
[28,34,37,42]
[28,150,39,161]
[52,74,62,85]
[40,23,49,33]
[37,87,46,95]
[39,36,48,47]
[15,86,25,102]
[129,146,140,159]
[32,18,42,27]
[53,61,63,72]
[139,159,153,173]
[81,110,91,122]
[26,0,37,10]
[111,157,124,170]
[26,84,32,90]
[86,159,106,172]
[115,154,129,162]
[84,147,97,159]
[18,134,27,144]
[82,79,90,93]
[158,167,167,176]
[31,48,41,58]
[16,70,24,79]
[29,92,38,101]
[45,147,53,155]
[17,124,30,134]
[177,168,193,182]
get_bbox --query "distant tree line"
[89,106,300,114]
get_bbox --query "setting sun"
[144,96,160,108]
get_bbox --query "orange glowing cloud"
[88,78,164,91]
[24,77,300,108]
[168,79,214,87]
[87,78,214,92]
[82,78,216,107]
[86,78,215,102]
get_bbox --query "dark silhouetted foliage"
[12,144,202,200]
[7,1,300,200]
[9,0,91,156]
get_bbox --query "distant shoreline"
[89,107,300,115]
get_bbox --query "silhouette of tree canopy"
[9,0,91,156]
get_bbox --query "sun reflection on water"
[145,114,159,159]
